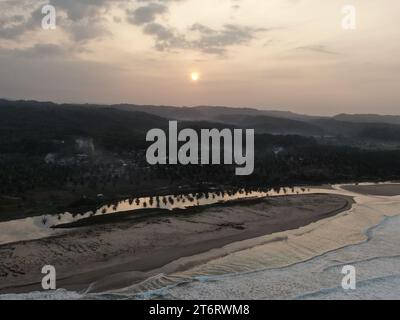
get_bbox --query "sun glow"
[191,72,200,82]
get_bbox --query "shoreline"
[0,184,310,224]
[341,183,400,196]
[0,193,353,295]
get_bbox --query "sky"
[0,0,399,115]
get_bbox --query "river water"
[0,186,310,245]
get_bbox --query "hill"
[334,113,400,125]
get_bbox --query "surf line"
[146,121,254,176]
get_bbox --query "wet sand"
[0,194,353,294]
[342,184,400,196]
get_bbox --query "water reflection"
[0,186,313,246]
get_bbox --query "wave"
[296,274,400,300]
[156,214,400,300]
[0,289,83,301]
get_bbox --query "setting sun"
[191,72,200,82]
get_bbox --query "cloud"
[48,0,118,21]
[296,45,339,55]
[47,0,119,42]
[193,24,260,54]
[16,43,69,58]
[143,22,263,56]
[0,0,262,55]
[0,0,124,41]
[143,22,175,40]
[68,17,111,42]
[231,0,241,10]
[0,43,69,59]
[126,3,168,25]
[0,5,44,39]
[125,0,260,56]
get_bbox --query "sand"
[342,184,400,196]
[0,193,353,294]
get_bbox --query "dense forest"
[1,99,400,219]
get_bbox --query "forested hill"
[2,99,400,144]
[1,99,400,220]
[0,100,168,153]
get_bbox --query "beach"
[146,183,400,300]
[0,193,352,295]
[342,183,400,196]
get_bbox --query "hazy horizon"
[3,96,400,118]
[1,0,399,116]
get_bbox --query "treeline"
[1,142,400,196]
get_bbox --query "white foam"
[157,215,400,300]
[0,289,84,300]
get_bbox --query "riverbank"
[0,193,353,295]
